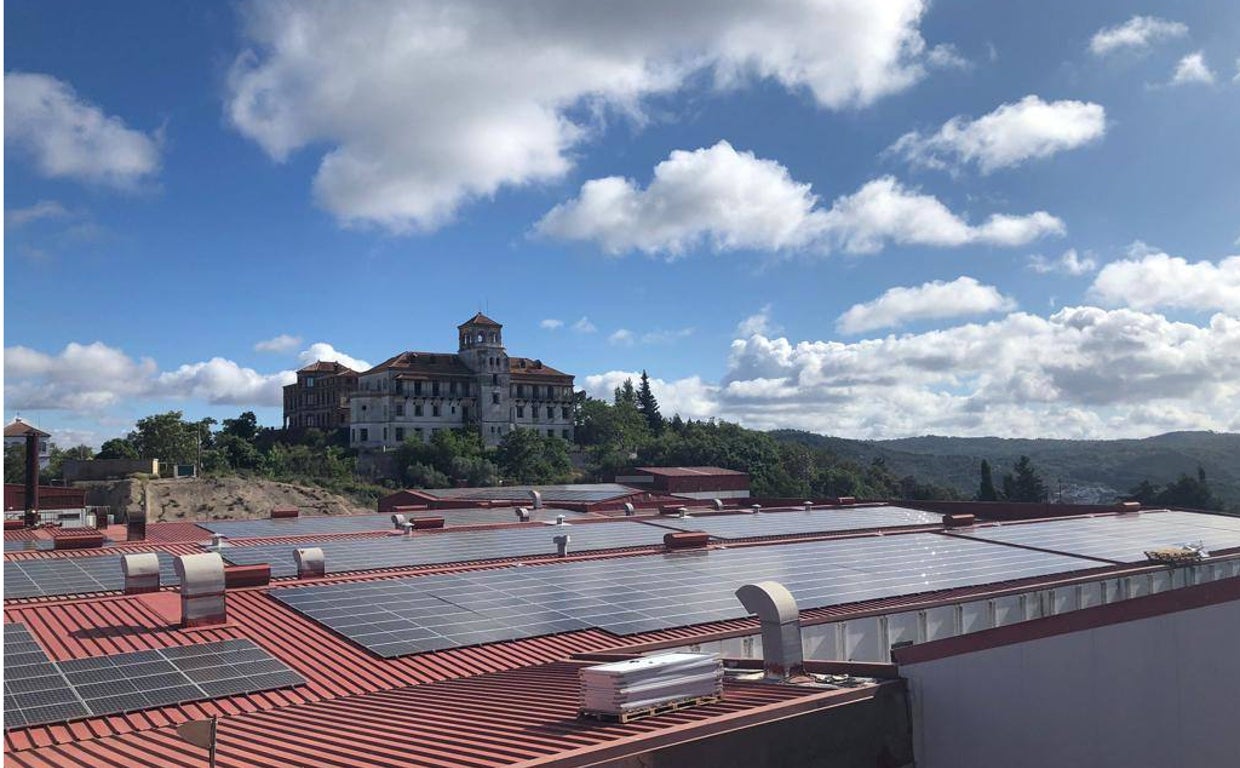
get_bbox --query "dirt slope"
[78,477,372,523]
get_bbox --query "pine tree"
[636,370,664,434]
[977,459,998,501]
[1002,455,1048,503]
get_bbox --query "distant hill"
[768,430,1240,510]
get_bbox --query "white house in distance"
[4,418,51,469]
[349,313,576,450]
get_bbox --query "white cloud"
[737,305,781,337]
[889,96,1106,173]
[609,329,635,346]
[926,44,970,70]
[154,359,294,406]
[254,333,302,353]
[836,276,1016,334]
[539,318,564,330]
[1089,247,1240,313]
[5,200,71,228]
[818,177,1064,254]
[1028,248,1098,276]
[225,0,941,232]
[572,317,597,334]
[583,371,719,422]
[296,343,371,372]
[1089,16,1187,57]
[4,72,161,189]
[2,342,293,411]
[584,307,1240,438]
[1170,52,1215,85]
[538,142,1064,256]
[641,328,695,344]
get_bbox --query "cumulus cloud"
[583,307,1240,438]
[1028,248,1098,276]
[572,317,598,334]
[5,200,71,228]
[296,343,371,372]
[1170,52,1215,85]
[817,177,1064,254]
[609,329,635,346]
[737,305,781,337]
[3,342,293,412]
[539,318,564,330]
[225,0,941,232]
[1089,247,1240,313]
[836,276,1016,333]
[1089,16,1187,56]
[4,72,162,189]
[254,333,302,353]
[538,142,1064,256]
[888,96,1106,173]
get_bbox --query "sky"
[4,0,1240,449]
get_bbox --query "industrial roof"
[635,467,748,477]
[5,501,1234,765]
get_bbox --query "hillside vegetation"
[769,430,1240,510]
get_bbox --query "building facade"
[350,313,575,449]
[282,361,359,433]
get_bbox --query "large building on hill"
[348,313,575,449]
[282,360,359,433]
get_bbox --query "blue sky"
[5,0,1240,447]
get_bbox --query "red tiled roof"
[459,312,503,328]
[297,360,358,375]
[4,420,50,438]
[363,351,475,377]
[510,357,572,379]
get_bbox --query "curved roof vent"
[529,489,543,509]
[515,507,531,522]
[553,533,570,558]
[623,502,636,517]
[712,499,724,511]
[295,547,325,579]
[735,581,804,680]
[121,553,161,595]
[391,513,406,530]
[174,553,227,628]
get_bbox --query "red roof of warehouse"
[635,466,748,477]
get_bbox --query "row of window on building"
[354,426,571,442]
[359,378,572,400]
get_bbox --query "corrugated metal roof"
[5,660,859,768]
[636,467,748,477]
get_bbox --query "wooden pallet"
[579,694,721,724]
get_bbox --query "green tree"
[1002,455,1048,503]
[128,411,200,464]
[1127,467,1222,511]
[4,444,28,484]
[977,459,998,501]
[222,411,259,442]
[636,370,664,434]
[496,429,572,484]
[97,438,139,460]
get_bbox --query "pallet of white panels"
[580,653,723,719]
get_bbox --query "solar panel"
[652,505,944,540]
[199,507,590,539]
[273,532,1099,657]
[222,519,668,578]
[4,552,181,599]
[3,627,305,730]
[951,510,1240,564]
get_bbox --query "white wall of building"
[900,589,1240,768]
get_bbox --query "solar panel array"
[199,507,589,539]
[223,520,668,578]
[4,552,181,599]
[952,510,1240,564]
[425,484,637,503]
[653,505,944,540]
[274,532,1098,657]
[3,626,305,730]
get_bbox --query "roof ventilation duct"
[735,581,804,680]
[750,504,762,514]
[623,502,636,517]
[712,499,724,511]
[553,533,570,558]
[515,507,531,522]
[121,553,161,595]
[295,547,325,579]
[127,504,147,542]
[174,553,227,628]
[529,489,543,509]
[391,513,406,530]
[803,501,814,510]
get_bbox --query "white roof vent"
[712,499,724,511]
[174,553,227,628]
[295,547,326,579]
[391,513,406,530]
[121,553,161,595]
[553,533,570,558]
[750,504,762,514]
[623,502,636,516]
[515,507,531,522]
[529,489,543,509]
[735,581,804,680]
